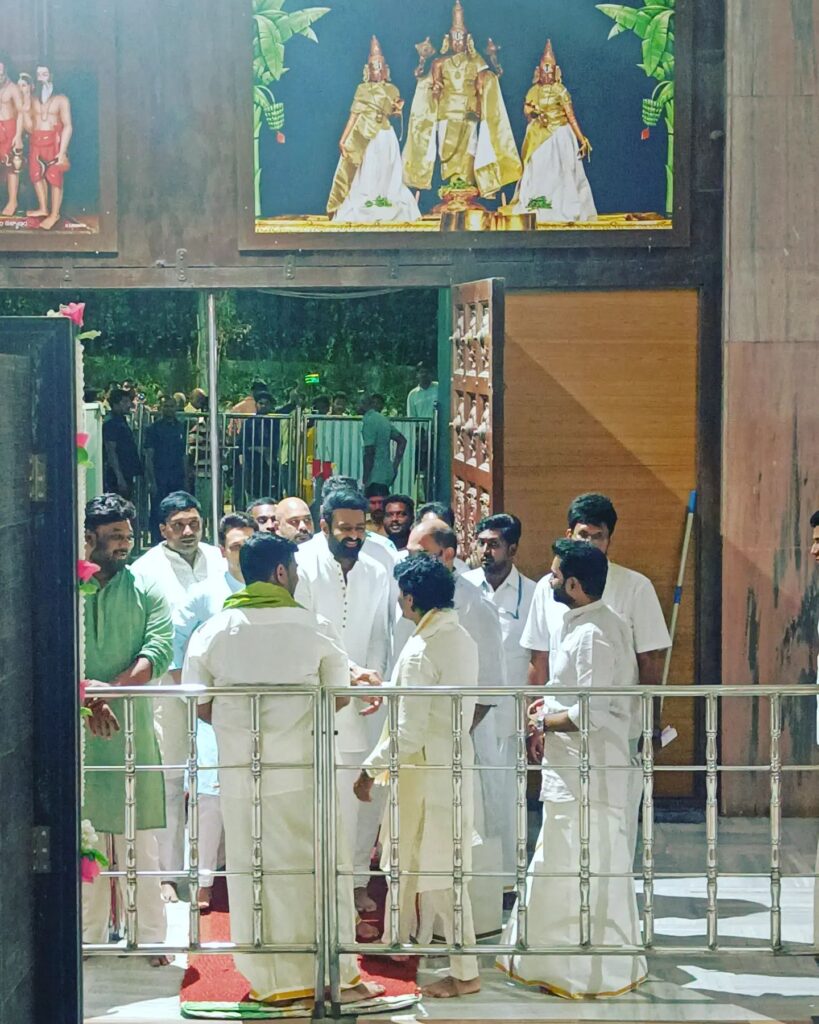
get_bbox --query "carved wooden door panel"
[450,279,505,564]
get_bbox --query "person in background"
[185,388,208,414]
[173,391,187,412]
[275,496,315,545]
[144,395,190,545]
[332,392,349,416]
[240,391,278,504]
[131,491,225,904]
[186,393,213,527]
[406,363,439,419]
[306,394,334,510]
[365,483,390,537]
[416,501,468,574]
[231,379,268,419]
[229,380,269,505]
[384,493,415,553]
[361,393,406,490]
[247,497,278,534]
[103,387,142,501]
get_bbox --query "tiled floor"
[83,818,819,1024]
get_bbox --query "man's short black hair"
[240,533,298,586]
[158,491,201,523]
[385,493,415,516]
[395,555,455,614]
[255,391,273,404]
[246,497,277,512]
[567,493,618,536]
[365,482,390,499]
[477,513,521,546]
[321,487,368,525]
[417,501,454,527]
[552,538,608,600]
[218,512,258,545]
[323,475,359,496]
[85,493,136,531]
[811,510,819,529]
[108,387,130,407]
[250,379,268,393]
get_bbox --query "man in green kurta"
[81,493,174,964]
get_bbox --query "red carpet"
[180,875,419,1005]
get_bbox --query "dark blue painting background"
[257,0,671,219]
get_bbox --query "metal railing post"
[123,696,138,948]
[769,693,783,952]
[186,696,201,950]
[387,693,401,948]
[325,695,341,1015]
[451,694,465,948]
[705,692,719,950]
[514,691,529,948]
[641,693,655,949]
[250,695,264,947]
[206,292,221,543]
[578,693,591,948]
[312,692,327,1019]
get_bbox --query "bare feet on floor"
[356,920,381,941]
[338,981,386,1004]
[197,885,213,911]
[1,202,16,216]
[148,955,172,967]
[40,212,61,230]
[421,975,481,998]
[160,881,179,903]
[354,885,377,914]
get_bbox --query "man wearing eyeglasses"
[132,491,225,903]
[463,514,536,891]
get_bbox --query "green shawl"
[223,581,301,611]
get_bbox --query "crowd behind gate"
[79,461,819,1006]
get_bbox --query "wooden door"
[450,279,505,563]
[0,318,80,1024]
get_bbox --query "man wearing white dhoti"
[499,540,646,998]
[355,557,481,999]
[463,514,536,888]
[183,533,384,1008]
[522,493,670,857]
[511,40,597,224]
[327,36,421,225]
[131,490,225,903]
[295,487,391,921]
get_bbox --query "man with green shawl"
[81,493,173,965]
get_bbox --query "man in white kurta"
[355,556,481,999]
[131,490,225,900]
[295,488,391,915]
[521,493,670,856]
[463,514,536,886]
[499,540,646,998]
[183,533,383,1007]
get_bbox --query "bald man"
[275,497,315,545]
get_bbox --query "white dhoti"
[223,786,361,1002]
[82,830,167,945]
[154,695,187,879]
[498,799,647,998]
[513,123,597,223]
[334,131,421,224]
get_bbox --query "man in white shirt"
[183,533,384,1010]
[406,363,439,419]
[295,487,391,919]
[274,496,314,545]
[416,502,469,575]
[499,540,646,998]
[521,493,670,853]
[463,514,536,886]
[169,512,258,909]
[131,490,226,902]
[361,393,406,489]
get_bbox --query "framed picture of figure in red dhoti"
[0,8,117,253]
[237,0,691,250]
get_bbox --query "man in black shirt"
[103,387,142,499]
[144,395,189,543]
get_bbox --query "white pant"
[421,889,479,982]
[626,741,643,862]
[156,771,186,880]
[198,792,224,887]
[336,748,385,889]
[82,830,167,945]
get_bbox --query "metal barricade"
[81,682,819,1018]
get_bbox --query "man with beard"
[463,514,535,889]
[132,491,225,903]
[365,483,389,537]
[80,494,173,964]
[182,533,385,1010]
[27,62,72,230]
[383,493,414,553]
[275,496,314,545]
[247,497,278,534]
[170,512,258,910]
[295,488,390,922]
[0,55,23,217]
[498,540,646,998]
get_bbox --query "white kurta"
[512,123,597,223]
[131,541,226,876]
[364,607,480,981]
[183,604,361,1002]
[499,600,647,998]
[333,130,421,224]
[463,566,536,882]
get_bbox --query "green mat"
[181,993,419,1019]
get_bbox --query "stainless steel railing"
[81,682,819,1016]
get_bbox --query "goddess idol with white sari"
[327,36,421,225]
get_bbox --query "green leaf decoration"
[642,8,674,76]
[78,582,97,596]
[76,447,91,467]
[75,330,101,342]
[526,196,554,210]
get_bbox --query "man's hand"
[353,770,374,803]
[527,722,544,764]
[350,667,384,716]
[85,698,120,738]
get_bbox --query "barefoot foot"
[1,202,17,216]
[160,881,179,903]
[40,212,61,230]
[421,975,481,998]
[338,981,386,1004]
[197,885,213,911]
[148,955,172,967]
[354,886,377,914]
[356,920,381,941]
[27,208,48,218]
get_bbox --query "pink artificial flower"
[59,302,85,327]
[81,856,101,884]
[276,132,286,144]
[641,128,651,141]
[76,432,90,449]
[79,678,89,703]
[77,559,100,583]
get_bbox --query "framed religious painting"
[237,0,691,250]
[0,8,118,253]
